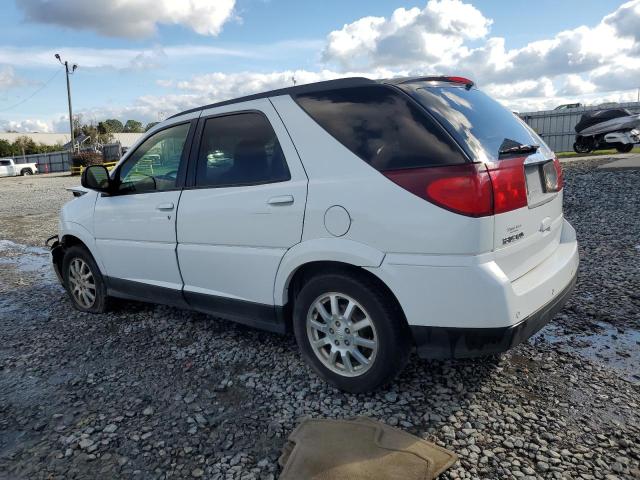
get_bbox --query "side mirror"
[81,165,112,192]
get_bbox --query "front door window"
[117,123,190,194]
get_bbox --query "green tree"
[13,136,38,155]
[0,139,12,157]
[123,120,144,133]
[99,119,124,134]
[145,122,159,132]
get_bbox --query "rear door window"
[407,84,551,162]
[195,112,291,187]
[295,86,467,171]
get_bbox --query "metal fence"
[519,101,640,153]
[10,151,71,173]
[102,143,123,162]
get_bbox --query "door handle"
[156,202,175,211]
[267,195,294,206]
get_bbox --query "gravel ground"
[0,173,78,246]
[0,164,639,480]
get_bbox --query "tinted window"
[295,86,466,171]
[409,85,551,161]
[117,123,190,194]
[0,160,11,166]
[196,113,290,187]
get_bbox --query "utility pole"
[55,54,78,152]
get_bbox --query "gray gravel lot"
[0,164,639,479]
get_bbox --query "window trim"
[185,109,292,190]
[109,119,197,196]
[293,84,471,172]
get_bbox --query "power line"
[0,69,62,113]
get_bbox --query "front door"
[177,101,307,330]
[93,120,195,305]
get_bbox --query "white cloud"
[485,78,556,100]
[0,118,52,133]
[0,66,27,90]
[603,0,640,42]
[558,75,597,96]
[322,0,491,69]
[7,0,640,130]
[15,0,236,38]
[321,0,640,94]
[0,40,321,71]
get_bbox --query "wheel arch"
[59,222,105,273]
[275,241,409,334]
[274,238,385,306]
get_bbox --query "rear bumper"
[410,270,577,359]
[366,218,579,358]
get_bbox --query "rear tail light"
[383,157,529,217]
[485,158,528,214]
[553,157,564,190]
[383,164,493,217]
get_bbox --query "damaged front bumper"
[46,234,65,285]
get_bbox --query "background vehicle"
[50,76,578,392]
[0,158,38,177]
[573,108,640,154]
[554,103,582,110]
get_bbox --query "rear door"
[177,100,307,324]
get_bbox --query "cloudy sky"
[1,0,639,133]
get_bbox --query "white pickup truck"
[0,158,38,177]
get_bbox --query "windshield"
[408,84,552,162]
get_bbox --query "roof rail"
[168,77,377,120]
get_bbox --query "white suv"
[49,76,578,392]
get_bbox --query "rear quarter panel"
[270,95,494,256]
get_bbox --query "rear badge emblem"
[502,231,524,245]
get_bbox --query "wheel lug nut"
[329,328,334,334]
[345,328,350,334]
[335,321,341,327]
[334,340,340,346]
[344,340,350,346]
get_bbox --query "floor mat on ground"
[278,417,457,480]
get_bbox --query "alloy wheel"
[68,258,96,308]
[306,292,378,377]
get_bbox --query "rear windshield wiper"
[498,144,539,156]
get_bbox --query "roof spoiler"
[390,76,475,89]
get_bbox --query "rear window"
[408,85,549,162]
[295,86,466,171]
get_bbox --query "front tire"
[293,272,411,393]
[62,245,109,313]
[616,144,634,153]
[573,140,592,154]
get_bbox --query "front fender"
[59,221,105,273]
[273,238,385,305]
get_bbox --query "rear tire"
[62,245,109,313]
[20,169,33,176]
[293,272,411,393]
[616,144,634,153]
